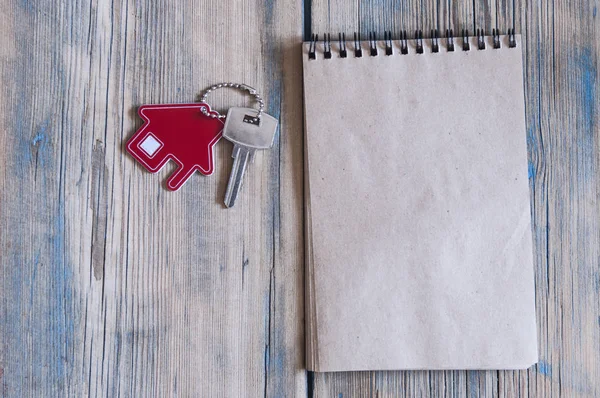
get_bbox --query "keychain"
[126,83,278,208]
[126,102,224,191]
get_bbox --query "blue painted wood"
[1,0,597,395]
[1,2,76,394]
[0,0,306,396]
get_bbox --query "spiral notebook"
[303,31,538,372]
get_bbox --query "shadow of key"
[126,103,224,190]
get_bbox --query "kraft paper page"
[303,35,538,372]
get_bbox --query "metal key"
[222,107,278,208]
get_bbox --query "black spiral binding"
[462,29,470,51]
[323,33,332,58]
[368,32,378,56]
[339,33,347,57]
[400,30,408,54]
[508,28,517,48]
[415,30,424,54]
[492,28,501,49]
[308,33,317,59]
[384,31,393,55]
[431,29,439,53]
[446,29,455,51]
[308,28,518,59]
[354,32,362,57]
[477,29,485,50]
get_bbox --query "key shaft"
[224,144,253,208]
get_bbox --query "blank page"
[303,36,538,372]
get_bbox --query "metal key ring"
[200,83,265,121]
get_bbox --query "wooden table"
[1,0,597,396]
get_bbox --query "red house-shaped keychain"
[126,103,224,191]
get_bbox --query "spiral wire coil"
[307,28,517,59]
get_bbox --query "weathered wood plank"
[0,0,305,396]
[521,0,600,396]
[310,0,600,397]
[2,0,598,395]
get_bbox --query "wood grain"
[0,0,305,396]
[310,0,600,397]
[1,0,598,396]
